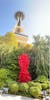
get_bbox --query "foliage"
[8,70,18,80]
[47,81,50,88]
[35,75,48,83]
[0,34,49,81]
[0,31,49,99]
[9,83,19,94]
[29,35,50,79]
[28,81,34,87]
[0,47,22,81]
[6,78,15,84]
[0,32,18,49]
[0,81,5,88]
[0,68,9,82]
[28,81,42,90]
[25,44,33,50]
[19,83,29,92]
[41,83,48,90]
[33,82,42,90]
[0,44,10,67]
[29,86,41,98]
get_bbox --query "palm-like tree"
[15,11,24,26]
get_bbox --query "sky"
[0,0,50,42]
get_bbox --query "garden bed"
[0,78,50,100]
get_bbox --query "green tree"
[30,35,49,79]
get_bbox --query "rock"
[43,96,50,100]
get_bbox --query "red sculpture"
[18,54,32,82]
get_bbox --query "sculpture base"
[18,70,32,82]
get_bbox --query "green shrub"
[0,68,9,82]
[28,81,34,87]
[19,83,29,92]
[9,83,19,94]
[41,83,48,90]
[0,81,5,88]
[28,81,42,90]
[8,70,18,81]
[33,82,42,90]
[6,78,16,86]
[0,35,49,80]
[0,67,18,82]
[47,81,50,88]
[29,86,41,98]
[35,75,48,83]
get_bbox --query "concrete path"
[0,94,50,100]
[0,95,39,100]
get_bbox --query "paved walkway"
[0,95,39,100]
[0,94,50,100]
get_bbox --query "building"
[13,24,28,47]
[12,11,28,47]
